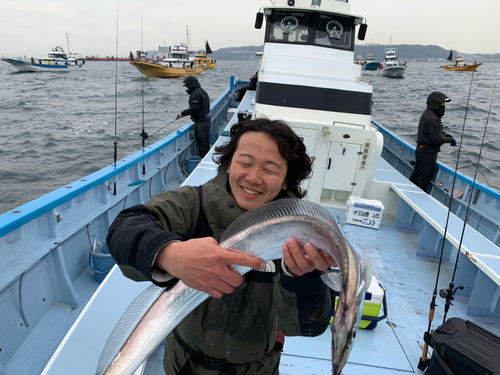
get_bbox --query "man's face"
[227,131,288,211]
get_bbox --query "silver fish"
[97,198,370,375]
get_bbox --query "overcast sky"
[2,0,499,58]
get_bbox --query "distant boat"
[1,33,84,73]
[160,43,194,68]
[129,61,203,78]
[194,40,217,69]
[442,49,482,71]
[1,46,84,73]
[380,47,406,78]
[354,55,365,65]
[362,53,381,70]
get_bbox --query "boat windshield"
[265,11,354,51]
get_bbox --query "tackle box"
[346,196,384,229]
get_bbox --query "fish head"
[331,264,371,375]
[331,293,361,375]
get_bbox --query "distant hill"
[211,45,264,60]
[211,44,500,62]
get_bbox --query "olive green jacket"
[109,166,331,374]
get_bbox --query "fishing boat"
[380,47,406,78]
[1,46,85,73]
[442,49,482,71]
[362,53,381,70]
[2,1,500,375]
[194,40,217,69]
[129,60,203,78]
[160,43,194,68]
[354,55,365,65]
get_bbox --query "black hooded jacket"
[416,91,453,151]
[181,76,210,123]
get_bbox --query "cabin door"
[323,142,362,192]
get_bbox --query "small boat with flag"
[1,46,85,73]
[442,49,482,71]
[194,41,217,69]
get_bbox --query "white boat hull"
[1,58,84,72]
[380,66,406,78]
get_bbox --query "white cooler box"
[346,196,384,229]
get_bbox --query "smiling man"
[107,118,336,375]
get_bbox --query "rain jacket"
[107,166,332,374]
[181,76,210,123]
[416,91,454,152]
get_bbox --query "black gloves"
[445,133,456,146]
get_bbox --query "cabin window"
[265,11,354,51]
[313,14,353,50]
[266,11,310,44]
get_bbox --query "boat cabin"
[161,44,193,66]
[253,0,379,208]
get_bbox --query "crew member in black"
[236,72,258,102]
[410,91,456,192]
[177,76,211,158]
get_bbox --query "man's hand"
[283,238,338,277]
[177,113,183,119]
[154,238,266,298]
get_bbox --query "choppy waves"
[0,60,499,214]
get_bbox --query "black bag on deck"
[425,317,500,375]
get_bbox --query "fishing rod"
[441,79,497,324]
[112,0,120,196]
[459,150,490,186]
[418,72,475,371]
[139,7,147,176]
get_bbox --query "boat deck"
[41,91,500,375]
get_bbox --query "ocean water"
[1,60,499,215]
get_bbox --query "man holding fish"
[107,118,339,374]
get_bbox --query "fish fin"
[221,199,337,243]
[96,283,170,375]
[320,269,342,292]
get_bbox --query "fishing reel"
[439,283,464,314]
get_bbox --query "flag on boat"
[205,41,213,55]
[446,49,453,61]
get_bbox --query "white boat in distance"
[1,46,85,72]
[380,47,406,78]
